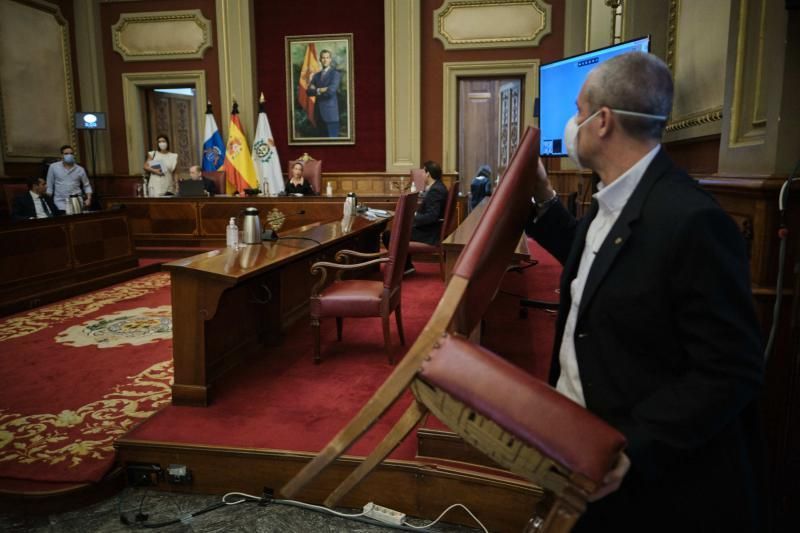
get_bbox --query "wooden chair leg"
[395,305,406,346]
[382,314,392,364]
[312,317,321,364]
[336,317,343,341]
[280,276,468,500]
[324,400,427,508]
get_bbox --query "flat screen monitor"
[74,112,107,130]
[538,36,650,157]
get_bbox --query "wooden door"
[145,90,197,177]
[457,78,522,195]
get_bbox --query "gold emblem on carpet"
[0,273,170,342]
[0,361,173,468]
[56,306,172,348]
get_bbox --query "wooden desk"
[165,214,389,406]
[441,200,530,283]
[0,209,138,316]
[102,196,467,250]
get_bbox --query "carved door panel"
[497,82,521,181]
[146,91,197,177]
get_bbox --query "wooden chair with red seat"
[282,127,627,532]
[309,191,419,365]
[407,180,460,280]
[289,153,322,194]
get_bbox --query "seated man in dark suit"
[12,176,58,220]
[382,160,448,275]
[188,165,218,196]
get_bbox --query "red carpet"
[125,241,562,460]
[0,273,173,485]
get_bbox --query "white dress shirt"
[556,145,661,406]
[30,191,51,218]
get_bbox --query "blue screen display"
[538,37,650,157]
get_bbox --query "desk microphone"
[261,209,306,241]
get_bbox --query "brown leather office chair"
[282,127,627,532]
[407,180,460,280]
[309,192,419,364]
[203,171,226,195]
[289,154,322,194]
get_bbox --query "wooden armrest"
[311,257,389,295]
[335,249,388,264]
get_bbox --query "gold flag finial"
[259,92,265,103]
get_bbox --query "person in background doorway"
[46,144,92,213]
[143,134,178,196]
[469,164,492,210]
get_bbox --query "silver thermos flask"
[241,207,262,244]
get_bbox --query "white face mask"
[158,142,168,150]
[563,108,668,169]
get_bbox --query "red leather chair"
[283,127,627,532]
[407,180,460,280]
[289,154,322,194]
[309,192,419,364]
[204,171,226,195]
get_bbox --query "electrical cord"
[402,502,489,532]
[764,160,800,361]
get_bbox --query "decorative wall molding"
[442,59,538,173]
[111,10,213,62]
[0,0,77,161]
[665,108,722,132]
[384,0,421,172]
[121,71,207,175]
[433,0,551,50]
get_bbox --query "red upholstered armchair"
[282,127,627,532]
[289,154,322,194]
[309,192,419,364]
[407,180,460,280]
[204,171,226,195]
[410,168,427,192]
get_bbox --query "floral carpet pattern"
[0,273,174,484]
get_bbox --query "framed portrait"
[285,33,355,145]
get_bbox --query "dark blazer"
[411,179,448,245]
[11,192,58,220]
[527,148,764,532]
[307,67,341,123]
[201,176,218,196]
[285,178,314,196]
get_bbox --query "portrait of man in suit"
[287,33,354,145]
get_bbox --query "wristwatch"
[534,190,558,209]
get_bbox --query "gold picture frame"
[285,33,355,145]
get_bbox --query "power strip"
[363,502,406,526]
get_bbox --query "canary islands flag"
[202,102,225,171]
[223,102,258,194]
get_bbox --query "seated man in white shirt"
[11,176,58,220]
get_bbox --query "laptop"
[177,179,206,197]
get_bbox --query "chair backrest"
[439,180,460,242]
[383,192,419,290]
[204,171,226,194]
[410,168,427,192]
[451,127,539,335]
[289,158,322,194]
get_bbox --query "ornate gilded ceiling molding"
[112,10,212,62]
[433,0,552,50]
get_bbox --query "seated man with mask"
[526,51,764,532]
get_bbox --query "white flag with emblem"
[252,93,284,196]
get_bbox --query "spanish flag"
[297,43,321,127]
[223,102,258,194]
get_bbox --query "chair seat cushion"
[311,280,384,317]
[418,334,626,485]
[408,241,439,255]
